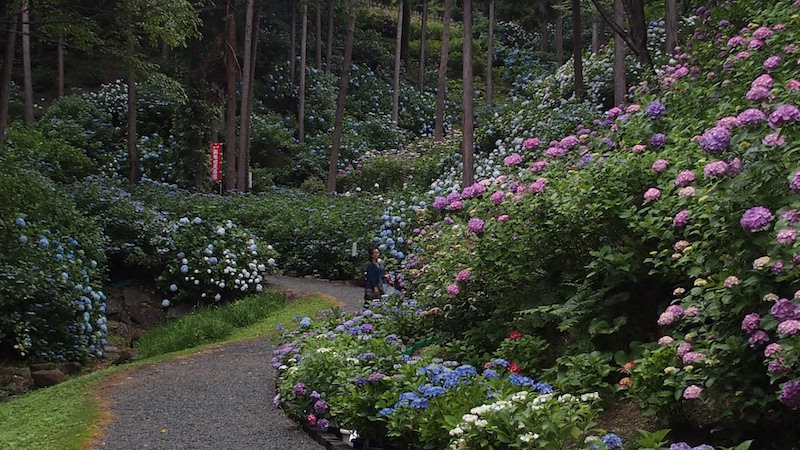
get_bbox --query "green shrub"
[4,125,97,183]
[0,155,107,362]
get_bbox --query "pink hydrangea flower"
[657,312,676,326]
[675,170,696,187]
[658,336,675,345]
[530,160,549,172]
[626,104,641,113]
[703,160,729,178]
[529,177,547,193]
[455,269,471,282]
[787,79,800,91]
[777,229,797,244]
[632,144,647,153]
[741,313,761,333]
[763,133,785,146]
[683,385,703,399]
[449,200,463,210]
[677,341,693,356]
[682,352,705,364]
[685,306,700,317]
[446,284,460,295]
[673,240,690,252]
[678,186,696,197]
[765,343,782,357]
[752,74,774,88]
[753,26,773,39]
[724,275,740,288]
[652,159,669,172]
[716,116,740,129]
[644,188,661,201]
[522,137,541,149]
[748,39,764,50]
[490,190,505,205]
[496,214,510,222]
[777,319,800,336]
[504,153,523,167]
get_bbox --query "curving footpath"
[89,276,364,450]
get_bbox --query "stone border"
[299,422,354,450]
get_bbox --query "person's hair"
[367,246,379,260]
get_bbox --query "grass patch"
[0,293,337,450]
[136,292,286,358]
[0,369,111,449]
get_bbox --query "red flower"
[307,414,317,426]
[484,361,492,369]
[618,377,632,390]
[508,363,521,374]
[508,330,523,340]
[620,361,636,373]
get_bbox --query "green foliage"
[135,292,284,358]
[544,351,616,398]
[492,332,550,374]
[36,95,121,171]
[3,125,97,183]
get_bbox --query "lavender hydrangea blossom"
[698,126,731,153]
[740,206,774,232]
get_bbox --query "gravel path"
[91,276,364,450]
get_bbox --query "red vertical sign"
[210,143,222,182]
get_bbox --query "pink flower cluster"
[643,188,661,201]
[675,170,696,187]
[504,153,523,167]
[522,137,541,149]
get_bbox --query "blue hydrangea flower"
[377,408,395,416]
[299,317,312,327]
[601,433,623,449]
[15,217,26,227]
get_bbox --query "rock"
[59,361,82,375]
[29,362,56,372]
[113,348,138,365]
[0,366,30,386]
[31,369,66,387]
[105,292,124,317]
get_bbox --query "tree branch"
[587,0,641,60]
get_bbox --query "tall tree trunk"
[462,0,474,188]
[572,0,584,99]
[433,0,452,141]
[538,0,548,53]
[326,0,356,193]
[315,2,322,70]
[57,33,64,98]
[665,0,677,54]
[486,1,494,106]
[289,0,296,83]
[613,0,625,104]
[237,0,256,191]
[591,10,602,54]
[400,0,410,62]
[299,2,308,141]
[127,63,139,183]
[418,0,427,91]
[22,0,34,124]
[391,1,403,127]
[0,13,19,149]
[224,0,238,192]
[555,0,563,65]
[325,0,334,73]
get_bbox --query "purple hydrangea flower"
[746,86,771,102]
[764,55,782,71]
[698,126,731,153]
[770,298,799,321]
[748,330,770,347]
[777,320,800,336]
[791,171,800,192]
[740,206,774,232]
[753,26,773,39]
[780,380,800,408]
[768,104,800,129]
[293,382,307,397]
[490,190,505,205]
[467,217,485,234]
[652,159,669,172]
[683,385,703,399]
[650,133,667,148]
[737,108,766,125]
[645,101,666,119]
[530,160,549,172]
[741,313,761,333]
[670,444,692,450]
[673,209,690,227]
[675,170,696,187]
[433,196,448,210]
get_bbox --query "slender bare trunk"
[315,2,322,70]
[665,0,677,54]
[326,0,356,193]
[400,0,410,62]
[486,1,494,106]
[591,10,601,54]
[326,0,334,73]
[555,0,563,65]
[613,0,625,104]
[462,0,474,188]
[299,2,308,141]
[224,0,238,192]
[57,33,64,98]
[418,0,427,91]
[572,0,584,99]
[0,13,19,149]
[127,64,138,182]
[539,0,548,52]
[391,1,403,127]
[289,0,296,82]
[22,0,34,124]
[237,0,255,191]
[433,0,452,141]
